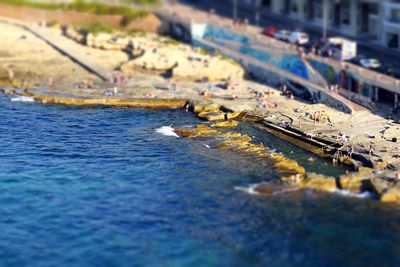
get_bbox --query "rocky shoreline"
[1,15,400,205]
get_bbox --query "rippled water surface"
[1,94,400,267]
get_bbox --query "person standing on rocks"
[348,144,354,158]
[7,69,14,82]
[369,142,375,156]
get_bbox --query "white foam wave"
[236,183,373,199]
[11,96,35,102]
[235,183,302,196]
[234,184,259,195]
[332,190,373,199]
[155,126,179,138]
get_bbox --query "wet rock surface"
[298,173,337,191]
[339,167,374,193]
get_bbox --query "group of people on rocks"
[336,136,377,165]
[256,88,278,109]
[232,18,249,27]
[77,78,95,89]
[279,84,294,100]
[310,110,331,124]
[200,80,241,100]
[329,83,340,93]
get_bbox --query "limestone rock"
[64,26,85,44]
[193,104,221,113]
[197,111,226,121]
[86,33,127,50]
[280,173,305,184]
[226,111,242,120]
[370,177,394,197]
[120,36,245,81]
[221,132,248,140]
[339,167,374,193]
[32,94,187,109]
[380,184,400,204]
[172,55,244,81]
[175,124,217,138]
[273,159,306,175]
[372,161,387,170]
[215,137,251,150]
[241,143,267,154]
[212,120,239,128]
[254,181,288,196]
[298,173,337,191]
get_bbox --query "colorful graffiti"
[280,55,310,80]
[203,25,249,44]
[193,24,312,81]
[239,46,271,62]
[308,59,337,84]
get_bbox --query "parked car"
[360,58,381,69]
[377,63,394,75]
[318,44,341,57]
[380,65,400,79]
[302,39,324,54]
[346,55,367,66]
[288,31,309,45]
[262,26,277,37]
[390,67,400,79]
[273,30,291,41]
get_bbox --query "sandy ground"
[0,19,399,176]
[0,22,98,85]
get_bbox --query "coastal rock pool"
[1,94,400,267]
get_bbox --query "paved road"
[179,0,400,69]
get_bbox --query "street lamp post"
[323,0,341,40]
[255,11,260,27]
[322,0,329,40]
[233,0,237,20]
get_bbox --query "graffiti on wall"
[194,24,311,81]
[308,59,337,84]
[192,23,378,105]
[280,55,310,80]
[202,25,249,44]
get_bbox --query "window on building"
[291,3,298,13]
[387,33,399,49]
[261,0,271,7]
[369,4,378,15]
[341,2,350,25]
[340,9,350,25]
[315,1,323,18]
[391,9,400,23]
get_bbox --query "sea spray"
[155,126,179,138]
[11,96,35,102]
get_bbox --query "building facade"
[237,0,400,50]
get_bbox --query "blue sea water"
[1,94,400,267]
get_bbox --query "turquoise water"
[1,94,400,267]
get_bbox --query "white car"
[288,31,309,45]
[360,59,380,69]
[273,30,291,41]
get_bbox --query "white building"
[238,0,400,50]
[382,0,400,49]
